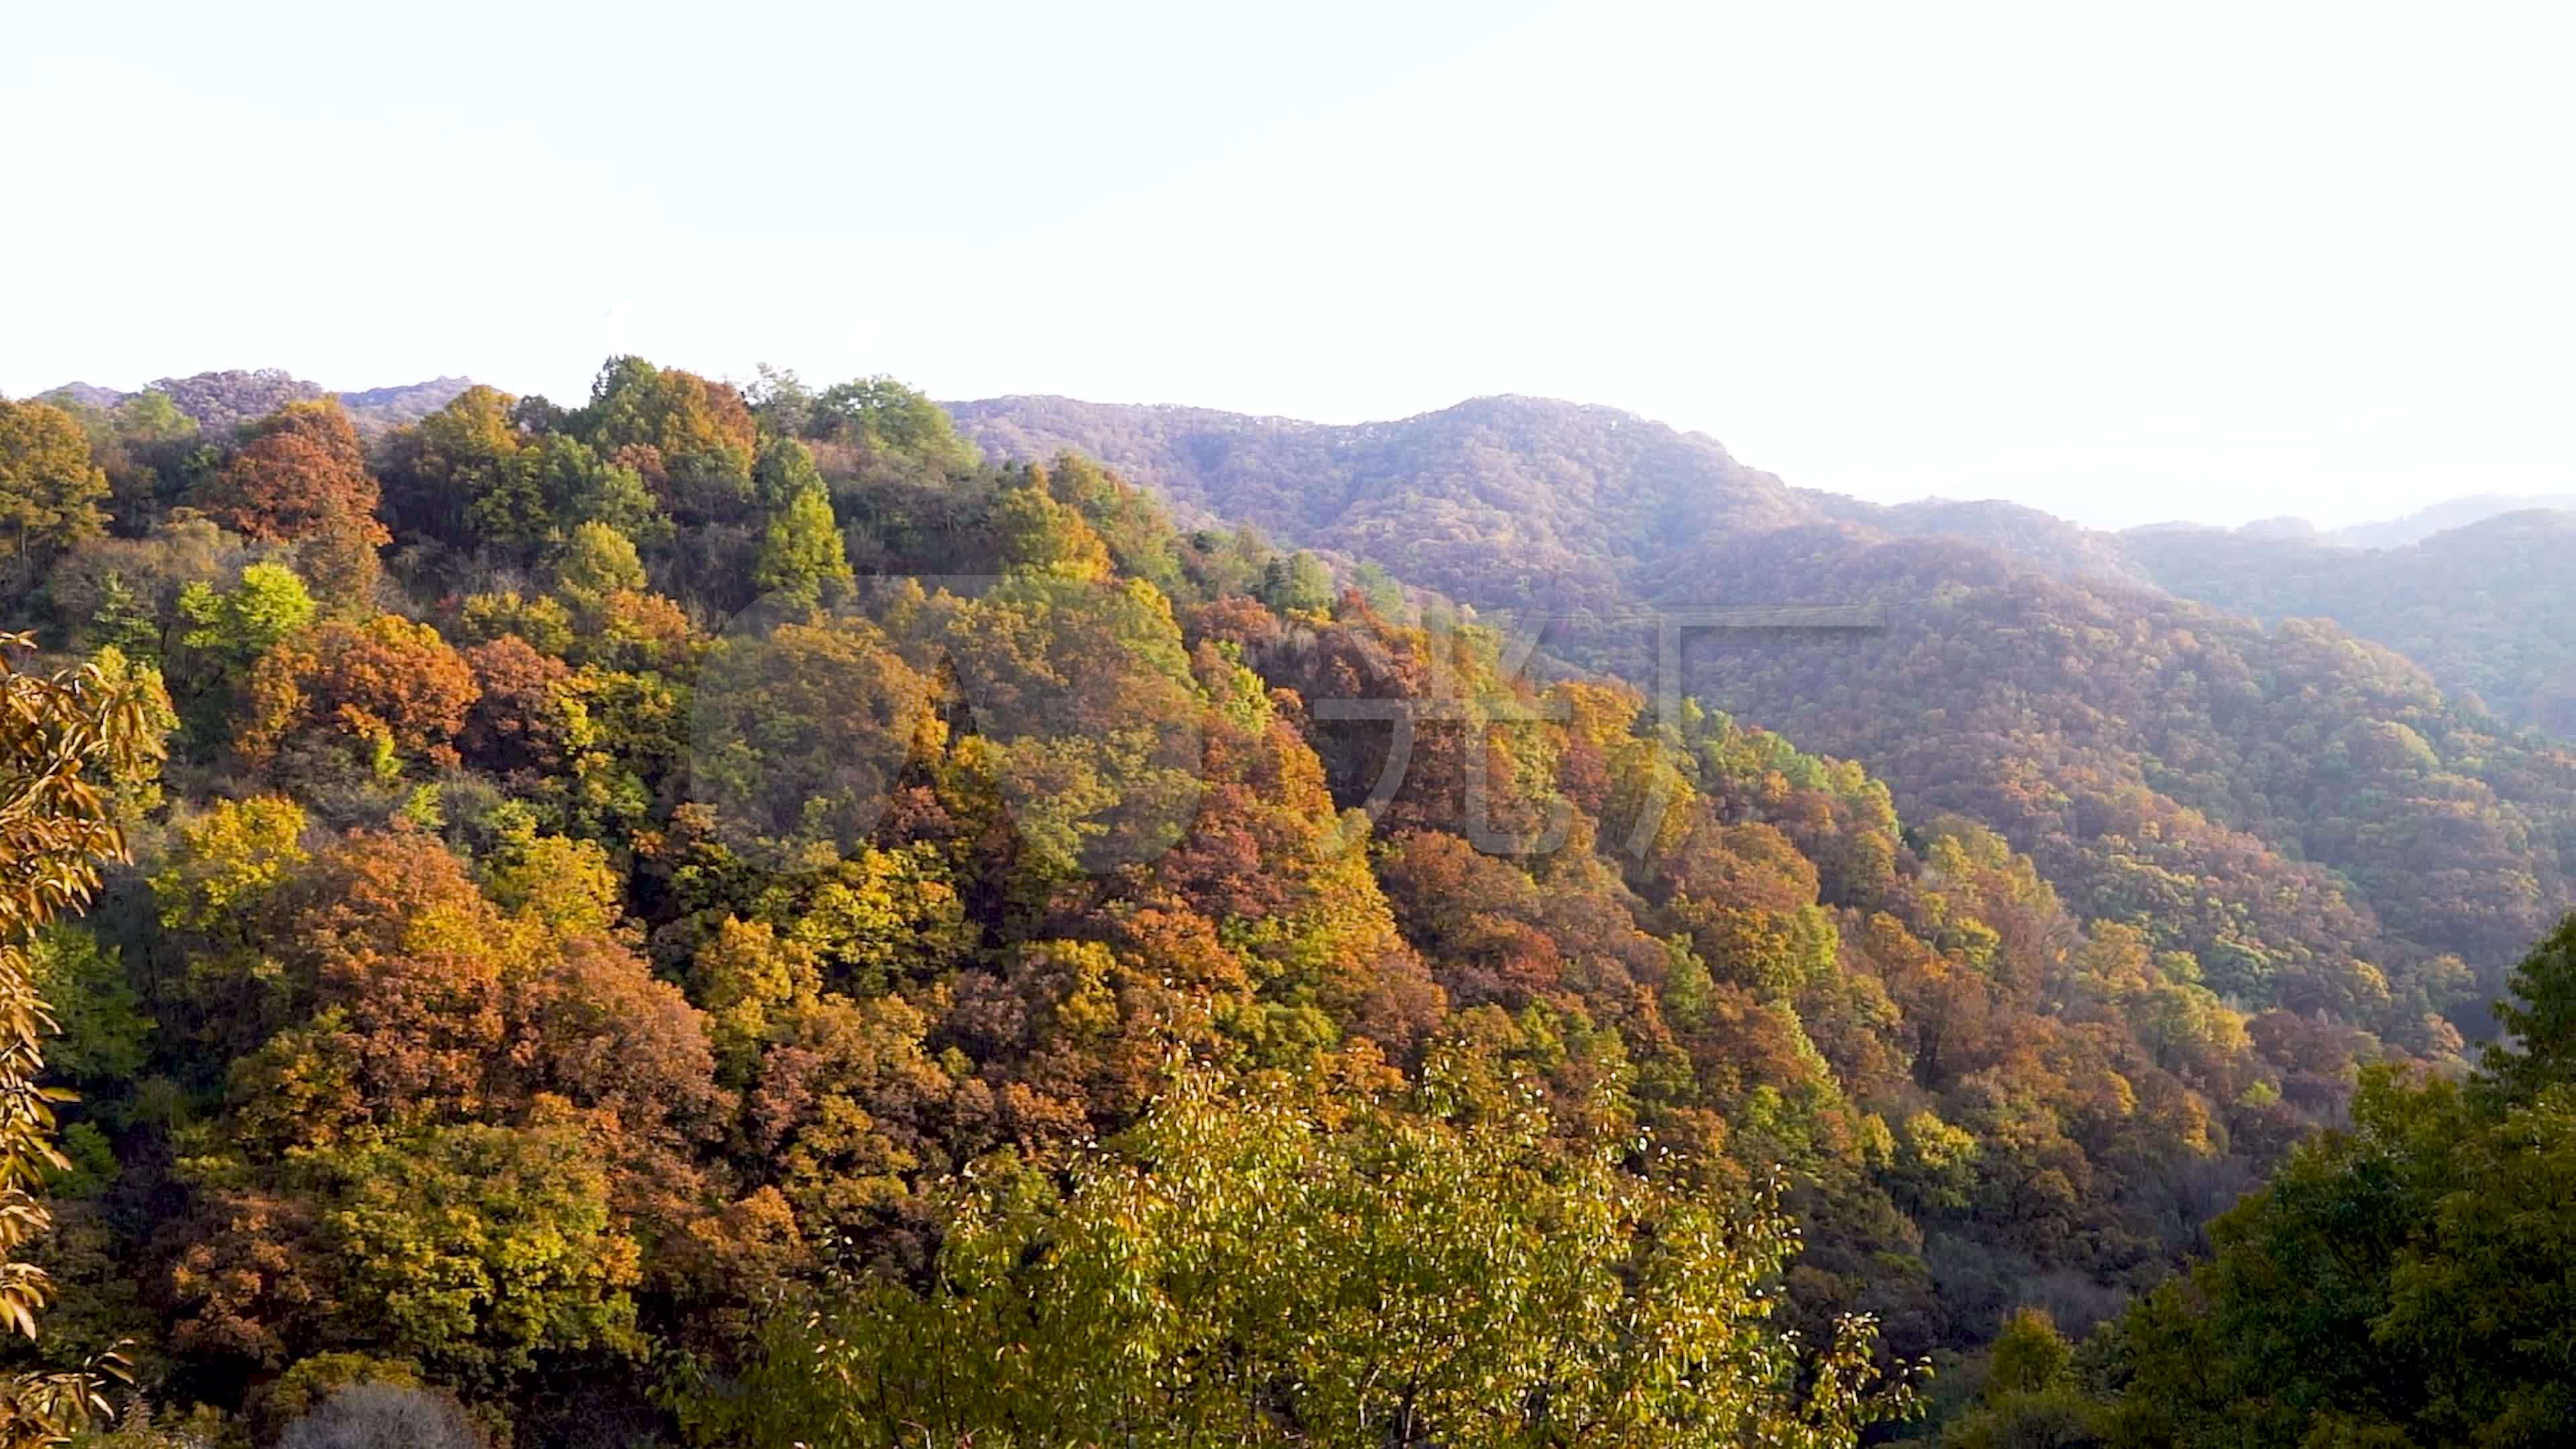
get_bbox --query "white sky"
[5,0,2569,530]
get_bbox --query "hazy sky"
[7,1,2570,530]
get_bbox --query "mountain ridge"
[947,391,2576,735]
[944,389,2576,1046]
[46,374,2561,553]
[38,370,476,436]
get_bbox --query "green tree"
[1258,549,1334,614]
[380,384,527,545]
[537,434,666,547]
[21,928,148,1089]
[675,1061,1920,1449]
[992,476,1112,582]
[750,485,851,610]
[552,521,648,617]
[177,563,316,672]
[2486,911,2576,1102]
[687,613,937,865]
[568,356,757,526]
[1940,1307,2102,1449]
[171,559,317,747]
[310,1108,644,1391]
[749,437,824,513]
[806,376,979,476]
[2099,912,2576,1448]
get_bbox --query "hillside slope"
[0,361,2402,1438]
[2123,509,2576,737]
[947,394,1817,621]
[950,394,2162,595]
[957,395,2576,1039]
[1648,527,2576,1038]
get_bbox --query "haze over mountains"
[956,394,2569,559]
[53,372,2567,561]
[52,371,2565,545]
[40,368,2576,744]
[945,394,2576,725]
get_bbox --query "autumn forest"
[0,363,2571,1448]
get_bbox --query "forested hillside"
[952,396,2576,747]
[2123,510,2576,738]
[945,396,2187,604]
[945,394,1816,662]
[956,395,2576,1036]
[1654,527,2576,1043]
[0,362,2379,1446]
[1949,918,2576,1448]
[1,368,2569,1445]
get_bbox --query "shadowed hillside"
[2123,508,2576,738]
[957,394,2576,1055]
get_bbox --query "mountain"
[9,358,2574,1443]
[5,358,2386,1440]
[1649,525,2576,1040]
[955,394,2576,1040]
[1801,492,2149,586]
[947,394,2173,684]
[330,375,478,431]
[38,382,127,411]
[949,395,2163,596]
[946,393,1817,625]
[2132,494,2576,550]
[2123,508,2576,737]
[39,370,476,436]
[12,361,2571,1444]
[2337,492,2576,549]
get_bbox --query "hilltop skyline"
[9,0,2573,531]
[34,364,2573,539]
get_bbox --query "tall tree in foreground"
[2096,910,2576,1448]
[674,1059,1922,1449]
[0,635,162,1445]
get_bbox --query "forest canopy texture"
[0,364,2567,1447]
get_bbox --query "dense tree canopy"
[682,1063,1920,1449]
[0,364,2559,1446]
[2037,916,2576,1448]
[0,401,109,589]
[2125,510,2576,739]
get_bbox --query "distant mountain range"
[43,376,2570,727]
[949,392,2571,570]
[945,394,2575,726]
[40,370,474,437]
[52,374,2556,564]
[944,392,2576,1057]
[2289,493,2576,549]
[2131,494,2576,548]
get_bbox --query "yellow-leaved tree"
[673,1056,1925,1449]
[0,634,163,1446]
